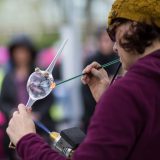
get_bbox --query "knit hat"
[108,0,160,27]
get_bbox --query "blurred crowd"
[0,26,119,160]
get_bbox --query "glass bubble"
[25,40,67,108]
[27,69,54,101]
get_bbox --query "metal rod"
[56,59,120,86]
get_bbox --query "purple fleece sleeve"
[16,133,66,160]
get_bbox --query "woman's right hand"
[6,104,36,146]
[81,62,110,102]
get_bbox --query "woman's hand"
[6,104,36,146]
[81,62,110,102]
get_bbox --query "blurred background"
[0,0,119,159]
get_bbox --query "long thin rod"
[46,39,68,73]
[56,58,120,86]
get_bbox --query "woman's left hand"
[6,104,36,146]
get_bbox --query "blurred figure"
[81,27,119,132]
[0,35,54,159]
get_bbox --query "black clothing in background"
[81,52,119,132]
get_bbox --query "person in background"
[81,27,119,132]
[0,35,54,159]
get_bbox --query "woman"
[1,35,54,159]
[1,34,54,126]
[6,0,160,160]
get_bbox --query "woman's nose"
[113,42,118,53]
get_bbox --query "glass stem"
[46,39,68,74]
[26,97,35,108]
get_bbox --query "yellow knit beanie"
[108,0,160,27]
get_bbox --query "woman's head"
[96,27,114,55]
[107,0,160,70]
[8,35,37,68]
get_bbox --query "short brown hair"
[107,18,160,54]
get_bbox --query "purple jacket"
[17,50,160,160]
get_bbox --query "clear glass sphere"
[27,69,54,100]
